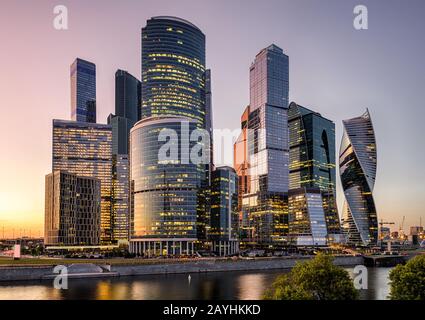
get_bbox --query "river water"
[0,267,391,300]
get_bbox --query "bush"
[264,253,358,300]
[389,255,425,300]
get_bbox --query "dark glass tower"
[288,102,341,240]
[108,70,141,155]
[340,109,378,246]
[209,167,239,256]
[70,58,96,123]
[141,16,206,127]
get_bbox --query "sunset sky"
[0,0,424,238]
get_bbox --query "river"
[0,267,392,300]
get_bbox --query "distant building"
[288,102,341,243]
[52,119,112,243]
[380,227,391,241]
[236,44,290,245]
[45,171,101,246]
[209,166,239,256]
[70,58,96,123]
[410,226,423,236]
[340,109,378,246]
[288,188,328,246]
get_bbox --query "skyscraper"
[52,119,113,243]
[129,16,210,255]
[111,154,130,242]
[209,166,239,256]
[288,102,341,241]
[45,171,101,246]
[129,117,205,256]
[236,44,289,245]
[108,69,141,155]
[70,58,96,123]
[234,106,251,242]
[141,16,206,127]
[339,109,378,246]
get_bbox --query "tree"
[389,255,425,300]
[264,253,358,300]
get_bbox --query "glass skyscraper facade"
[129,16,210,256]
[70,58,96,123]
[209,166,239,256]
[52,120,113,243]
[288,102,341,240]
[111,154,130,241]
[129,117,205,256]
[45,171,101,246]
[141,16,206,127]
[339,109,378,246]
[238,44,289,245]
[288,188,328,246]
[108,69,141,155]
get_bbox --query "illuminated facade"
[210,167,239,256]
[129,117,206,256]
[108,69,141,155]
[70,58,96,123]
[234,106,251,241]
[288,188,328,246]
[288,102,341,241]
[339,109,378,246]
[141,16,206,127]
[237,44,290,245]
[111,154,130,241]
[52,120,113,243]
[45,171,101,246]
[129,17,210,255]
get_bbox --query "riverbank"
[0,255,364,282]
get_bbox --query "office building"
[70,58,96,123]
[235,44,289,245]
[209,166,239,256]
[288,188,328,246]
[108,69,141,155]
[129,117,206,256]
[339,109,378,246]
[129,16,211,256]
[141,16,206,127]
[45,171,101,246]
[111,154,130,241]
[52,119,113,243]
[288,102,341,243]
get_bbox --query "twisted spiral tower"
[339,109,378,246]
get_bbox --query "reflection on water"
[0,267,391,300]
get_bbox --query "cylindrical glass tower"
[141,16,206,127]
[130,117,203,240]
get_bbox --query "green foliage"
[264,254,358,300]
[389,255,425,300]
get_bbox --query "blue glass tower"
[141,16,206,127]
[240,44,290,245]
[70,58,96,123]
